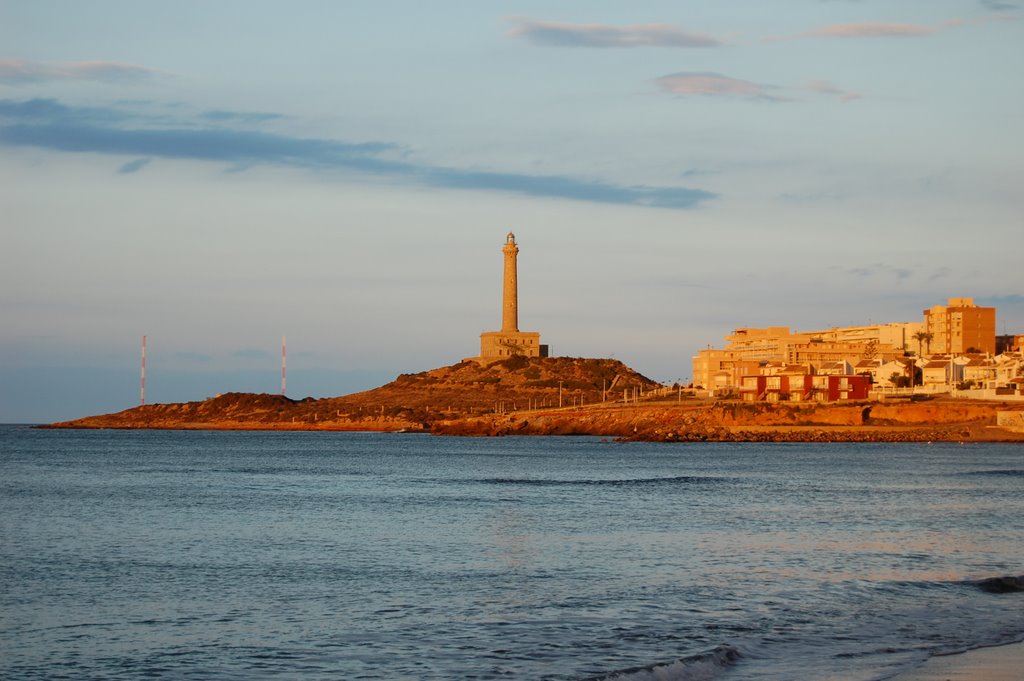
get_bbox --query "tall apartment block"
[923,298,996,355]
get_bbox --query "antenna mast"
[140,335,146,405]
[281,335,287,396]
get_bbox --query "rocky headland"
[44,357,1024,442]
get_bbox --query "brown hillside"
[46,357,660,430]
[331,356,659,414]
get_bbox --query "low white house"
[921,360,951,387]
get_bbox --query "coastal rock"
[977,575,1024,593]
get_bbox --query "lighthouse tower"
[501,232,519,333]
[480,232,546,358]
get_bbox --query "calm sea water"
[1,426,1022,681]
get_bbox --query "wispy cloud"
[117,157,151,174]
[655,72,788,102]
[0,97,132,124]
[0,120,397,167]
[808,22,937,38]
[200,110,286,124]
[680,168,718,178]
[806,80,862,102]
[506,19,722,48]
[656,73,859,104]
[175,351,212,362]
[0,58,165,84]
[232,348,272,360]
[979,0,1018,11]
[0,98,715,209]
[780,190,850,203]
[978,294,1024,305]
[836,263,913,280]
[793,15,1012,41]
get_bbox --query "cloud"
[420,166,712,208]
[680,168,717,178]
[836,263,913,280]
[0,98,394,165]
[797,15,1013,41]
[506,19,722,48]
[232,348,273,360]
[658,76,860,105]
[779,190,850,203]
[0,58,164,84]
[117,157,151,174]
[806,80,862,102]
[656,72,788,101]
[808,22,937,38]
[200,110,287,124]
[0,97,131,124]
[0,120,398,168]
[175,352,212,362]
[980,0,1018,10]
[0,98,716,209]
[978,294,1024,305]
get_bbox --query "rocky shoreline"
[429,402,1024,443]
[44,397,1024,443]
[41,357,1024,443]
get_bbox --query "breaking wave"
[583,644,741,681]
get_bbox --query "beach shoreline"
[887,641,1024,681]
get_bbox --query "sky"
[1,0,1022,422]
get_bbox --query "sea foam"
[587,644,740,681]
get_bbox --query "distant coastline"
[41,357,1024,443]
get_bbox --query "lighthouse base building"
[479,232,547,359]
[480,330,545,358]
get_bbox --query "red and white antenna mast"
[140,335,147,405]
[281,335,287,396]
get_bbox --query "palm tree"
[912,331,934,357]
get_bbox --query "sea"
[1,425,1022,681]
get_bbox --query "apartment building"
[922,298,996,355]
[693,298,998,390]
[693,326,905,389]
